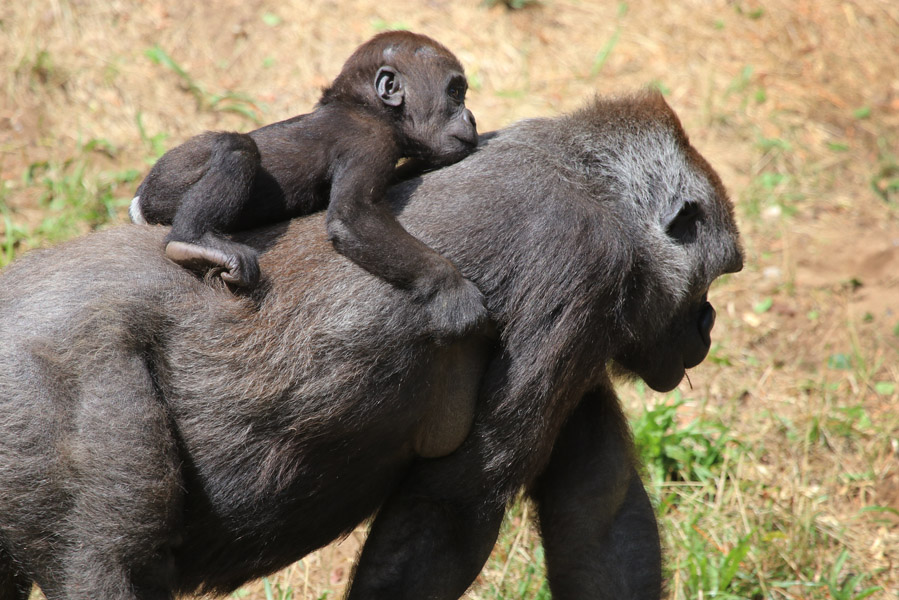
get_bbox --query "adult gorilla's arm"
[348,383,661,600]
[531,383,663,599]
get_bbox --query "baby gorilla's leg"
[163,132,261,286]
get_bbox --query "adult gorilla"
[0,91,742,600]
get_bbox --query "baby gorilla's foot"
[165,237,260,287]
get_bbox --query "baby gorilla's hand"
[413,263,488,341]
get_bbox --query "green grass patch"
[632,392,735,484]
[1,142,139,266]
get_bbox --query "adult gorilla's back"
[0,91,742,600]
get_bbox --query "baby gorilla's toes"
[165,237,260,288]
[218,252,261,288]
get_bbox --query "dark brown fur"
[132,31,483,339]
[0,91,742,600]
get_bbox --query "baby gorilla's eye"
[447,86,464,102]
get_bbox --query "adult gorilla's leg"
[531,384,662,600]
[52,352,182,600]
[346,453,506,600]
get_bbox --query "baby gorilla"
[131,31,483,338]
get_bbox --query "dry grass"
[2,0,898,598]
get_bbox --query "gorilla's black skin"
[131,31,482,339]
[0,92,742,600]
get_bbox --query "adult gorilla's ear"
[664,199,702,244]
[375,66,404,107]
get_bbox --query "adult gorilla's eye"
[666,201,701,244]
[447,85,464,102]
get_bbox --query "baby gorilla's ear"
[375,67,404,107]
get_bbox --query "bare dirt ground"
[2,0,898,598]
